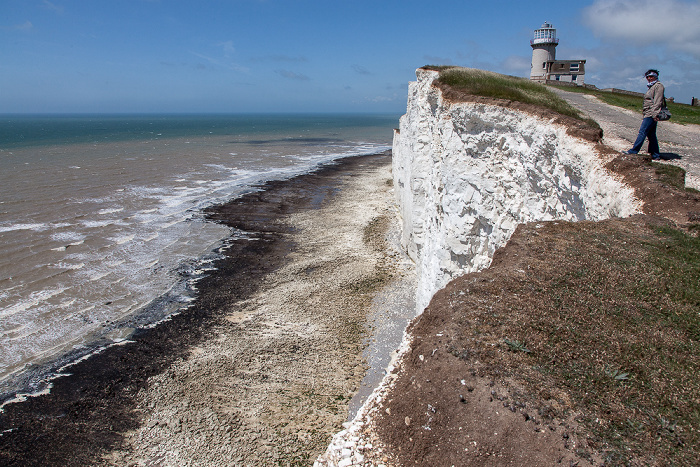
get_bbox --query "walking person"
[626,69,666,160]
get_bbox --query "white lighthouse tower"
[530,22,558,82]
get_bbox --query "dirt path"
[550,87,700,189]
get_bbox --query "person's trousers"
[631,117,659,155]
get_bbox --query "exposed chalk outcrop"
[316,68,642,466]
[393,68,641,311]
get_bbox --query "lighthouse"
[530,22,558,82]
[529,22,586,85]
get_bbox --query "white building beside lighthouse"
[530,22,586,85]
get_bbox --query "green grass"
[426,66,600,129]
[549,83,700,126]
[651,162,700,193]
[529,224,700,464]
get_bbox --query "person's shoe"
[651,153,661,160]
[624,150,638,155]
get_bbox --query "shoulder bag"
[658,96,671,121]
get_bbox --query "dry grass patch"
[438,216,700,465]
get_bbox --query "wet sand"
[0,151,411,466]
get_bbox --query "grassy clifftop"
[424,66,601,139]
[426,65,700,127]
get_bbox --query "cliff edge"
[318,68,700,466]
[392,68,640,312]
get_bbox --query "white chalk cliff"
[316,68,642,466]
[393,68,641,311]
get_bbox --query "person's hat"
[645,69,659,78]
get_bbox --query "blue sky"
[2,0,699,113]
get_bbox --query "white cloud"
[219,40,235,57]
[249,55,308,63]
[577,0,700,102]
[582,0,700,58]
[501,55,532,77]
[352,64,371,75]
[190,51,221,65]
[367,94,399,103]
[275,69,310,81]
[42,1,64,14]
[2,21,33,31]
[189,50,248,73]
[424,55,453,66]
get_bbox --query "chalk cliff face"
[393,68,641,311]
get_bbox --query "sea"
[0,113,397,401]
